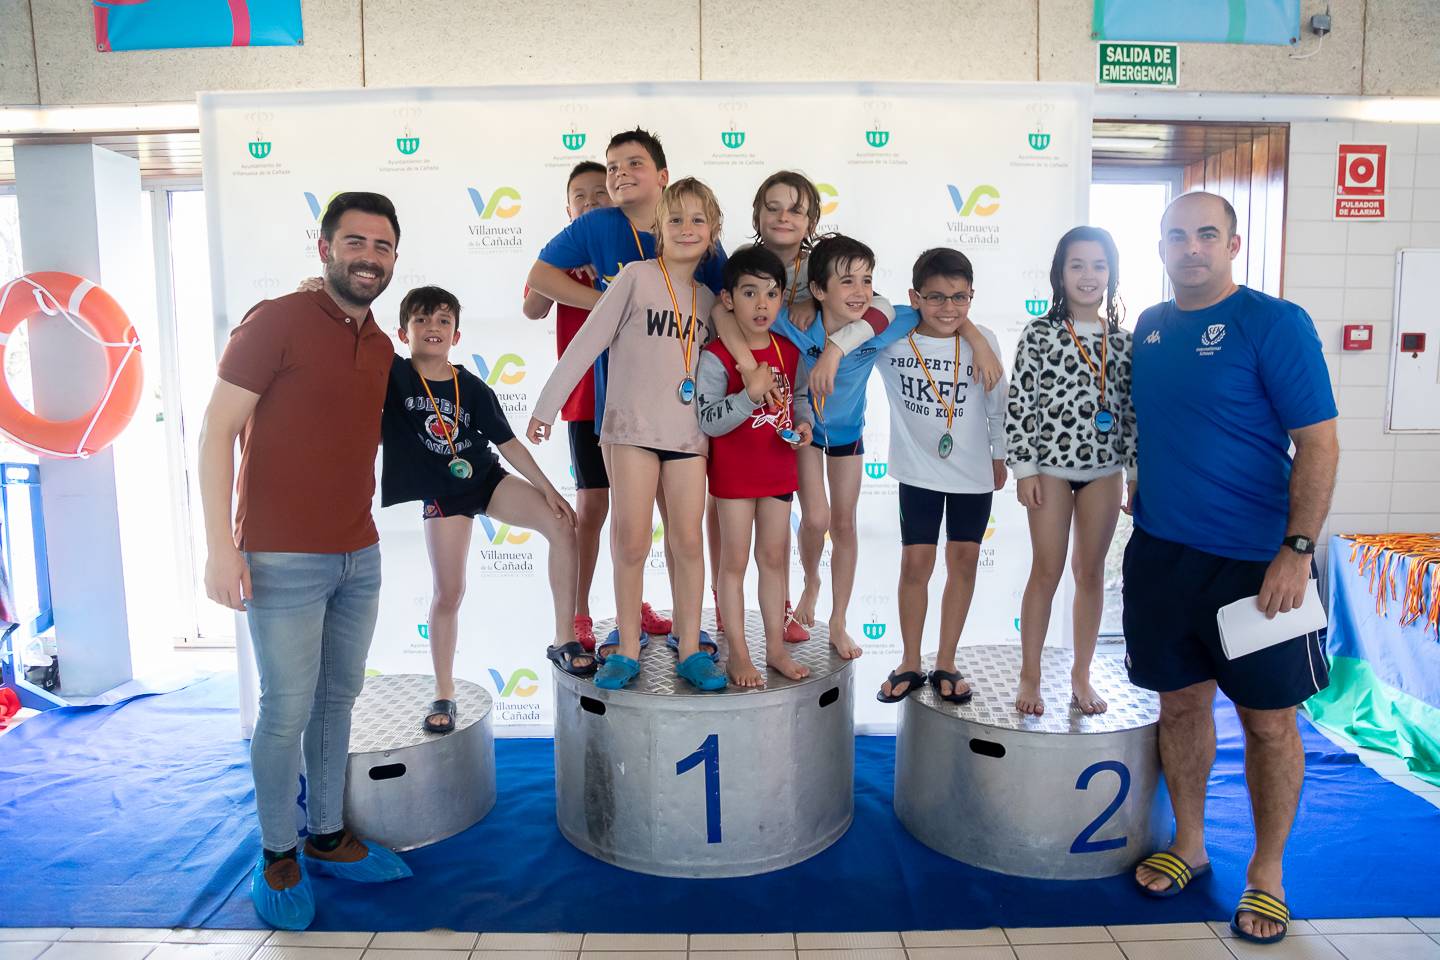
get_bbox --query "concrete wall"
[1283,121,1440,566]
[2,0,1436,106]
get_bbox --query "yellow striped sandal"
[1133,851,1211,898]
[1230,888,1290,944]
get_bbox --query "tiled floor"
[4,925,1440,960]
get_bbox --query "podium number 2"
[1070,760,1130,854]
[676,733,722,843]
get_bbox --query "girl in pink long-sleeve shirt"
[528,178,728,692]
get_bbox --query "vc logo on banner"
[488,667,539,698]
[303,191,342,220]
[947,184,1001,217]
[471,352,526,386]
[817,182,840,216]
[468,187,522,220]
[479,516,531,545]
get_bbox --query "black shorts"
[814,437,863,458]
[1122,525,1329,710]
[897,483,992,546]
[639,445,700,462]
[567,420,609,490]
[422,467,508,520]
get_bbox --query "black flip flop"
[423,699,457,734]
[929,669,974,704]
[876,670,926,704]
[547,641,599,677]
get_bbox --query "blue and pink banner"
[94,0,302,52]
[1093,0,1300,46]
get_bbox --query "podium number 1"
[676,733,722,843]
[1070,760,1131,854]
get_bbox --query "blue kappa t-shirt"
[538,206,728,431]
[1131,286,1337,561]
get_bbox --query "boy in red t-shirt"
[696,246,814,687]
[522,160,671,649]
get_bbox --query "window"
[1089,172,1179,637]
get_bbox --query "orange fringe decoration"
[1345,534,1440,637]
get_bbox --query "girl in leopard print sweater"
[1005,226,1136,719]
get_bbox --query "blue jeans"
[245,545,381,852]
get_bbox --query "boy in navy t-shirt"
[381,286,590,734]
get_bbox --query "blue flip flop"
[250,856,316,930]
[1230,888,1290,944]
[665,629,719,660]
[304,836,412,883]
[676,651,728,691]
[595,629,649,664]
[594,653,642,689]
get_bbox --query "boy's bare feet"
[727,652,763,688]
[794,578,821,627]
[1015,672,1045,715]
[766,647,810,681]
[829,620,862,660]
[1071,670,1108,714]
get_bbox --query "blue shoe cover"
[594,653,641,689]
[305,839,413,883]
[676,651,728,691]
[665,630,718,659]
[250,857,315,930]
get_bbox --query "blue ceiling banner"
[1093,0,1300,46]
[94,0,302,52]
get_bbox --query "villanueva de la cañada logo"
[465,187,524,254]
[470,352,528,415]
[248,131,271,159]
[562,125,587,151]
[946,182,1002,248]
[866,121,890,149]
[396,126,420,156]
[721,123,746,150]
[1028,123,1052,152]
[818,182,840,217]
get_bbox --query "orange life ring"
[0,272,143,459]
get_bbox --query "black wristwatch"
[1282,535,1316,555]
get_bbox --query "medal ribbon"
[907,333,961,433]
[1063,318,1109,408]
[657,257,700,388]
[416,366,462,460]
[785,252,803,312]
[766,333,793,432]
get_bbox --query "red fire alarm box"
[1400,332,1427,355]
[1343,324,1373,350]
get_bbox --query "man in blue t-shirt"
[1124,192,1338,946]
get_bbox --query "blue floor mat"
[2,673,1438,930]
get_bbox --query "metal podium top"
[912,645,1158,734]
[348,673,493,754]
[576,608,850,697]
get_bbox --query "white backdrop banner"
[201,81,1092,735]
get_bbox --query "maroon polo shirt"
[217,290,393,553]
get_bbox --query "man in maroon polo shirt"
[199,192,411,930]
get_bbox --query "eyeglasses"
[920,292,973,306]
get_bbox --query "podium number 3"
[676,733,722,843]
[1070,760,1131,854]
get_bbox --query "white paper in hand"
[1216,579,1327,661]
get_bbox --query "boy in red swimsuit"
[697,245,814,686]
